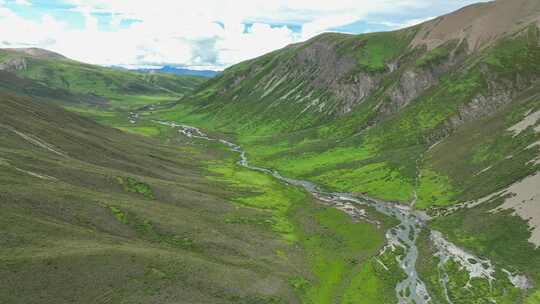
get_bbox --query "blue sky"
[0,0,489,70]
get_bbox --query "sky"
[0,0,489,70]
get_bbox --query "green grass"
[116,126,161,137]
[341,250,406,304]
[207,161,306,243]
[312,162,415,201]
[417,228,528,304]
[429,197,540,294]
[116,176,154,199]
[341,261,386,303]
[108,206,128,224]
[3,17,540,304]
[416,40,460,67]
[0,93,312,303]
[415,169,457,209]
[107,94,178,109]
[255,146,375,178]
[0,49,206,110]
[355,28,418,73]
[291,202,397,304]
[154,22,537,206]
[528,291,540,304]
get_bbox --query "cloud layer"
[0,0,487,70]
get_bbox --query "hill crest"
[2,47,67,60]
[411,0,540,51]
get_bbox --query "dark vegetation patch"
[115,176,154,199]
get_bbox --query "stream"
[154,120,526,304]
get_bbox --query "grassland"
[0,92,306,303]
[0,49,206,111]
[0,82,410,303]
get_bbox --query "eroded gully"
[155,120,524,304]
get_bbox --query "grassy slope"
[0,49,206,110]
[0,91,296,303]
[0,85,405,303]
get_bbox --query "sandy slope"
[412,0,540,51]
[495,172,540,246]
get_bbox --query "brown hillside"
[412,0,540,51]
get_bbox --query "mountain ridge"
[411,0,540,51]
[1,47,68,60]
[0,48,206,109]
[134,66,220,78]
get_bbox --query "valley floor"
[1,77,539,304]
[57,100,539,304]
[1,96,401,304]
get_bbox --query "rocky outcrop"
[195,0,539,134]
[334,72,383,115]
[3,48,66,60]
[379,69,438,116]
[0,57,27,72]
[448,90,513,128]
[240,36,388,116]
[294,38,357,89]
[378,43,469,118]
[425,73,539,145]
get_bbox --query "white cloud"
[15,0,31,5]
[0,0,483,69]
[373,16,436,30]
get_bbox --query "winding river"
[153,120,524,304]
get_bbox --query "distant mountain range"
[134,66,220,78]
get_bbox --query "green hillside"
[0,48,206,109]
[0,87,405,303]
[0,70,407,303]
